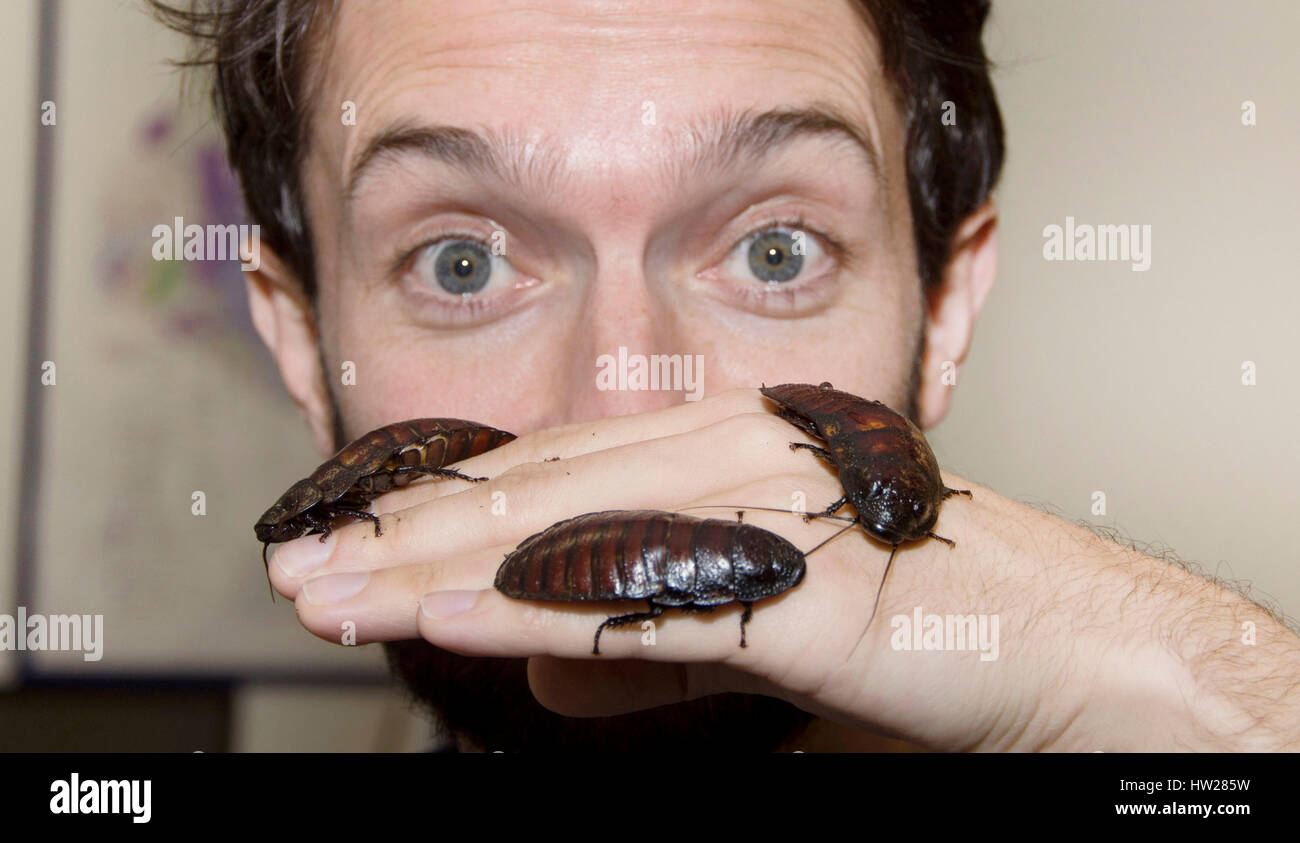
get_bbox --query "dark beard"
[322,333,923,751]
[385,639,812,751]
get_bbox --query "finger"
[278,487,848,645]
[408,475,951,707]
[267,410,830,592]
[412,503,874,666]
[415,586,800,661]
[364,387,784,515]
[287,545,510,644]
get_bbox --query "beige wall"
[932,0,1300,621]
[0,1,36,690]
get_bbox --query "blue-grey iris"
[434,240,492,294]
[747,230,803,283]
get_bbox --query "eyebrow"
[344,104,884,202]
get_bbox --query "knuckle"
[498,430,550,465]
[516,602,564,641]
[495,459,550,485]
[728,474,841,517]
[710,387,767,414]
[506,416,598,462]
[409,562,442,599]
[776,472,829,499]
[750,410,803,444]
[348,510,403,557]
[716,411,791,453]
[743,474,813,504]
[352,508,423,565]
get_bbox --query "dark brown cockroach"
[255,418,516,598]
[754,382,971,628]
[494,510,828,655]
[760,382,969,540]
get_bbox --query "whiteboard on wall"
[24,1,387,680]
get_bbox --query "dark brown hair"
[149,0,1003,297]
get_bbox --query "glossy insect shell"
[255,478,327,543]
[254,418,515,543]
[761,383,945,545]
[494,510,806,606]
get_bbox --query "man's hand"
[266,389,1300,751]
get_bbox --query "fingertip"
[417,588,518,656]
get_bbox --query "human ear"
[244,247,335,457]
[916,199,998,429]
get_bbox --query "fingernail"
[420,590,479,619]
[302,571,369,605]
[275,533,335,578]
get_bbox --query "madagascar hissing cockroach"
[255,418,516,598]
[757,382,971,628]
[493,510,829,655]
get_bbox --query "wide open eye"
[412,238,504,295]
[723,225,830,286]
[694,216,850,317]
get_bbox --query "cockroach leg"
[789,441,834,462]
[809,494,849,522]
[427,466,490,483]
[387,464,489,483]
[773,405,821,439]
[593,603,666,656]
[329,508,383,537]
[926,532,956,548]
[944,488,973,499]
[303,511,332,539]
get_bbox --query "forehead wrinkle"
[661,103,886,194]
[333,5,890,209]
[344,121,571,203]
[344,102,883,211]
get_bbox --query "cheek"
[318,300,923,437]
[317,291,580,437]
[662,245,920,404]
[859,269,927,408]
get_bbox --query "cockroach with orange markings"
[690,382,972,632]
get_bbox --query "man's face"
[304,0,922,437]
[292,0,927,749]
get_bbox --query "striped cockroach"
[757,382,970,627]
[494,509,846,655]
[684,383,970,630]
[255,418,516,597]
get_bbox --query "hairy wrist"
[1022,527,1300,751]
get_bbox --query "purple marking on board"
[143,112,173,146]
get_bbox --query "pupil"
[765,247,783,266]
[434,240,491,295]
